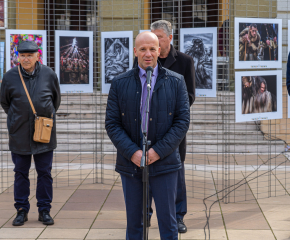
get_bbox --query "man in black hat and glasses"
[1,41,61,226]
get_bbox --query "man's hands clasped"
[131,149,160,167]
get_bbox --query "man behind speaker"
[133,19,195,233]
[106,31,190,239]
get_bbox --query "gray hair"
[150,20,172,36]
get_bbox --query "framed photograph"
[288,20,290,119]
[180,27,217,97]
[234,18,282,69]
[139,29,174,45]
[235,70,282,122]
[0,42,4,83]
[101,31,133,94]
[5,29,47,71]
[55,30,93,93]
[0,0,7,29]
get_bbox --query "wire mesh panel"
[0,0,290,210]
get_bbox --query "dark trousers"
[11,150,53,213]
[148,162,187,220]
[121,171,178,240]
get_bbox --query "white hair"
[150,20,172,36]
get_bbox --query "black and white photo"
[55,30,93,93]
[180,27,217,97]
[101,31,133,94]
[235,18,282,69]
[235,70,282,122]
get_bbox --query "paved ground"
[1,153,290,240]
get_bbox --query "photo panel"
[101,31,133,94]
[0,42,4,82]
[0,0,7,29]
[288,20,290,119]
[180,27,217,97]
[55,30,93,93]
[5,29,47,71]
[139,29,174,45]
[235,70,282,122]
[235,18,282,69]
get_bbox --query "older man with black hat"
[0,41,61,226]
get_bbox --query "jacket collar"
[20,61,40,78]
[134,60,168,94]
[162,45,177,69]
[134,60,165,81]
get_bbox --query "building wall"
[15,0,44,30]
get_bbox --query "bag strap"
[18,65,37,117]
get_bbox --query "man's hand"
[147,148,160,165]
[243,34,250,44]
[131,150,143,167]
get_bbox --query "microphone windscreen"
[146,66,154,73]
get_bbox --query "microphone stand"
[140,67,153,240]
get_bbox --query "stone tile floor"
[1,153,290,239]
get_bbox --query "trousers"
[121,170,178,240]
[148,161,187,220]
[11,150,53,213]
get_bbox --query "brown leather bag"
[18,66,53,143]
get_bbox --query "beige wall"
[15,0,44,30]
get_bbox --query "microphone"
[146,66,154,86]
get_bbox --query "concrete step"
[0,118,259,132]
[57,101,236,111]
[54,91,235,103]
[53,130,265,141]
[0,129,264,141]
[0,110,236,121]
[0,138,284,154]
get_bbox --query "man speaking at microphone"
[134,20,195,233]
[105,31,190,240]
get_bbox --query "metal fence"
[1,0,290,208]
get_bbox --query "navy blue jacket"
[105,64,190,176]
[287,52,290,95]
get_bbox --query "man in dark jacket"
[106,31,190,240]
[133,20,195,233]
[0,41,61,226]
[287,52,290,95]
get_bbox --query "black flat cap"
[18,41,39,53]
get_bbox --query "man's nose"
[145,50,151,57]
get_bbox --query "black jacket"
[105,64,190,176]
[134,45,195,161]
[0,62,61,155]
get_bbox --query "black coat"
[105,64,190,176]
[0,62,61,155]
[133,45,195,161]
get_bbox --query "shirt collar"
[21,64,36,76]
[138,64,159,79]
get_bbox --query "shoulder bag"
[18,66,53,143]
